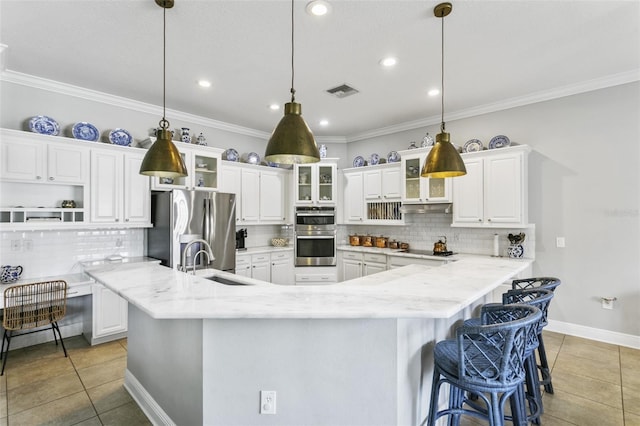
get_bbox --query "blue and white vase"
[508,244,524,258]
[181,127,191,143]
[319,144,327,158]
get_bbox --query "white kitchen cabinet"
[251,253,271,282]
[83,283,128,345]
[342,170,365,223]
[151,144,222,191]
[363,164,401,201]
[90,149,151,226]
[235,253,252,277]
[0,135,89,184]
[220,162,288,225]
[294,161,337,205]
[362,252,387,276]
[452,145,530,228]
[271,251,294,285]
[339,251,387,281]
[400,148,451,204]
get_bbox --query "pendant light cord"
[440,10,446,134]
[290,0,296,103]
[160,5,169,130]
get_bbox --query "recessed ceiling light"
[306,0,331,16]
[269,104,280,110]
[379,57,397,67]
[319,119,329,126]
[428,88,440,97]
[197,80,212,88]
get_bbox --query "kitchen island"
[84,255,532,426]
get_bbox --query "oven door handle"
[296,235,336,240]
[295,213,335,217]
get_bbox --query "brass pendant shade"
[264,0,320,164]
[421,2,466,178]
[140,128,188,177]
[265,102,320,164]
[139,0,188,178]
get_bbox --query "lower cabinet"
[386,255,446,269]
[251,253,271,282]
[83,283,128,345]
[235,250,294,284]
[271,251,295,285]
[339,251,387,281]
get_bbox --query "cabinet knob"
[478,218,482,222]
[125,218,130,222]
[488,218,491,222]
[115,218,120,222]
[36,176,42,180]
[48,177,54,181]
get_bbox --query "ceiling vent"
[326,84,359,99]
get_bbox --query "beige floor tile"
[552,369,622,408]
[0,417,6,426]
[5,355,75,391]
[625,411,640,426]
[542,330,565,352]
[622,365,640,391]
[117,338,128,350]
[624,386,640,417]
[537,413,577,426]
[0,393,6,418]
[8,390,96,426]
[69,341,127,370]
[87,378,133,414]
[553,350,621,385]
[72,416,103,426]
[77,356,126,389]
[98,401,151,426]
[0,374,6,395]
[620,345,640,360]
[560,335,620,364]
[542,391,624,426]
[8,371,84,415]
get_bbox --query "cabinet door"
[342,259,363,281]
[48,144,89,184]
[93,284,128,338]
[90,150,123,223]
[252,261,271,282]
[295,165,314,204]
[452,158,484,224]
[271,257,294,285]
[402,155,422,202]
[343,172,364,222]
[363,262,386,276]
[240,168,260,222]
[259,170,285,222]
[484,153,523,224]
[0,139,45,181]
[317,164,336,204]
[381,167,401,200]
[123,152,151,224]
[236,255,251,277]
[363,170,382,200]
[219,166,242,224]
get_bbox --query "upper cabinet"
[342,164,403,225]
[400,148,452,204]
[294,161,337,205]
[151,143,222,191]
[363,163,401,201]
[452,145,530,228]
[219,162,290,225]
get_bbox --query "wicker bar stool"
[426,304,542,426]
[1,280,69,375]
[511,277,561,394]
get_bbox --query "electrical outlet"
[556,237,565,248]
[11,240,21,251]
[260,390,276,415]
[24,239,33,251]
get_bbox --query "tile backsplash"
[0,229,144,278]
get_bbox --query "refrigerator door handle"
[203,197,213,244]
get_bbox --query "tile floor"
[0,331,637,425]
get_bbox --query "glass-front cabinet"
[400,148,451,204]
[151,144,221,191]
[294,161,336,205]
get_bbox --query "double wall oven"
[294,207,336,266]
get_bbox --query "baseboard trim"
[547,319,640,349]
[124,369,176,426]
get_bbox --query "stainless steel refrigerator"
[147,190,236,273]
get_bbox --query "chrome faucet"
[180,239,215,274]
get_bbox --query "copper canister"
[375,236,388,248]
[400,242,409,250]
[349,235,361,246]
[388,240,399,249]
[362,235,373,247]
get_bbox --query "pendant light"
[264,0,320,164]
[140,0,188,178]
[421,2,466,178]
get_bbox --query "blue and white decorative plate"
[108,128,132,146]
[421,133,434,147]
[488,135,511,149]
[223,148,239,161]
[245,152,261,165]
[72,122,99,141]
[387,151,400,163]
[463,139,483,153]
[353,156,365,167]
[370,153,380,165]
[29,115,60,136]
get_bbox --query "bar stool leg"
[537,335,554,394]
[1,330,13,376]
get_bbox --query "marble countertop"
[337,244,457,261]
[235,246,294,256]
[83,254,532,320]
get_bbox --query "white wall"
[346,82,640,338]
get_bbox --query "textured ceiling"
[1,0,638,139]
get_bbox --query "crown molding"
[2,68,638,144]
[345,69,640,142]
[0,70,271,140]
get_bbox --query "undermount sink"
[204,275,253,286]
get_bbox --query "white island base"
[124,301,488,426]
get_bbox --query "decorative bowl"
[271,238,288,247]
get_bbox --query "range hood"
[399,203,452,214]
